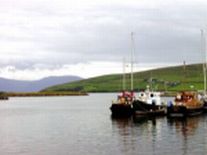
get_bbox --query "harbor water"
[0,93,207,155]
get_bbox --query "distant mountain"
[0,76,83,92]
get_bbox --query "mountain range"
[0,76,82,92]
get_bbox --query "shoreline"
[1,91,195,97]
[5,91,88,97]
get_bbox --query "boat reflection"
[111,114,202,136]
[167,116,201,136]
[111,115,158,127]
[110,114,207,155]
[110,116,136,153]
[111,115,163,128]
[110,116,133,130]
[110,115,166,154]
[132,116,157,125]
[167,116,206,155]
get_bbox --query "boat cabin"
[137,91,162,105]
[117,91,134,104]
[174,91,202,107]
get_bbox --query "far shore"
[5,91,88,97]
[1,90,198,98]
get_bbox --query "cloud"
[0,0,207,79]
[0,62,121,80]
[0,61,181,80]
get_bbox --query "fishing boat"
[110,91,134,117]
[132,86,166,116]
[167,91,204,118]
[200,29,207,112]
[110,32,135,117]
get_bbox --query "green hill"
[43,63,205,92]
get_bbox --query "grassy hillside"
[43,63,204,92]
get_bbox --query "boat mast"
[201,29,207,94]
[130,32,135,91]
[123,57,126,90]
[183,60,186,80]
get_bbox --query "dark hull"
[134,109,166,116]
[132,100,166,116]
[203,101,207,112]
[167,105,203,118]
[0,96,8,100]
[110,104,133,117]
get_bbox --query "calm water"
[0,93,207,155]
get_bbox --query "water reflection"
[111,116,133,136]
[133,116,156,125]
[167,116,207,155]
[110,115,207,155]
[1,94,207,155]
[111,115,161,129]
[167,117,199,136]
[110,116,137,154]
[111,115,202,136]
[110,116,164,155]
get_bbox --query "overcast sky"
[0,0,207,80]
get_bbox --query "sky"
[0,0,207,80]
